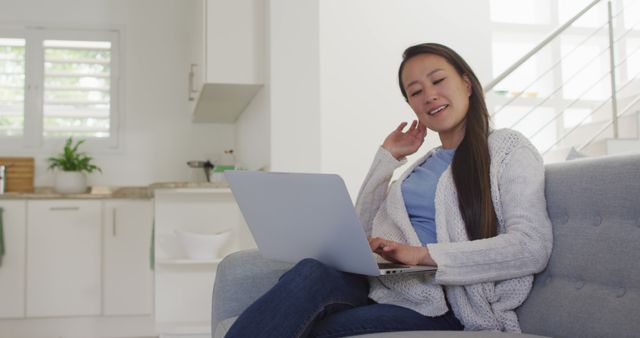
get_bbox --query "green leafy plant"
[47,137,102,173]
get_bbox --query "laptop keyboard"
[378,263,410,269]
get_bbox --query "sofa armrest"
[211,249,292,334]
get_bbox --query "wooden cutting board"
[0,157,35,193]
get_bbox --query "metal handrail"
[542,93,639,155]
[504,35,607,131]
[512,27,640,133]
[578,95,640,151]
[607,0,619,137]
[542,69,640,154]
[488,0,630,111]
[531,43,640,143]
[484,0,603,92]
[483,0,640,158]
[576,95,640,151]
[493,1,636,120]
[530,71,610,140]
[489,18,611,118]
[518,15,640,135]
[508,43,611,130]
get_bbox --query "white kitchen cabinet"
[102,199,153,316]
[192,0,265,123]
[26,200,102,317]
[154,188,255,335]
[205,0,264,84]
[0,200,26,319]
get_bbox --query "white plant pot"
[54,171,88,194]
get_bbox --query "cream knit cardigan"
[355,129,553,332]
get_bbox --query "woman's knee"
[281,258,367,291]
[282,258,333,281]
[297,258,331,271]
[274,259,338,298]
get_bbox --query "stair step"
[543,137,640,163]
[542,146,586,163]
[603,138,640,155]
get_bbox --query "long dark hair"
[398,43,497,241]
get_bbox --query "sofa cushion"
[211,250,292,333]
[214,316,237,338]
[516,154,640,338]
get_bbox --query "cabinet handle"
[188,63,198,101]
[112,208,117,236]
[49,206,79,211]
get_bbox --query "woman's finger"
[395,122,408,132]
[383,242,398,252]
[369,237,384,250]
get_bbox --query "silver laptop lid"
[224,171,381,276]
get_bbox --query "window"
[0,27,119,147]
[43,40,112,138]
[0,38,25,137]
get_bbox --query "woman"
[225,43,553,337]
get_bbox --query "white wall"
[0,0,236,186]
[261,0,493,196]
[237,0,323,174]
[319,0,493,196]
[236,87,270,171]
[268,0,322,172]
[235,0,270,172]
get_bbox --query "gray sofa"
[211,153,640,338]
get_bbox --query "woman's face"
[401,53,472,144]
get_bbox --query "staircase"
[484,0,640,163]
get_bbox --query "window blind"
[43,40,111,138]
[0,38,26,137]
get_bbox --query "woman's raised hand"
[382,120,427,160]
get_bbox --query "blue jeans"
[225,258,463,338]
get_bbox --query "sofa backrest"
[516,153,640,338]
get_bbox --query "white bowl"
[175,229,231,260]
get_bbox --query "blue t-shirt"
[401,148,455,245]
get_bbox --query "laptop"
[224,171,437,277]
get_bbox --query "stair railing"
[489,18,610,120]
[484,0,640,155]
[534,44,640,154]
[525,37,640,136]
[578,94,640,151]
[484,0,603,92]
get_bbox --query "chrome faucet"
[186,160,215,182]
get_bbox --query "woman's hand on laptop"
[368,237,437,267]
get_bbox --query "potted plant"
[47,137,102,194]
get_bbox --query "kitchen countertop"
[149,181,229,190]
[0,181,230,199]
